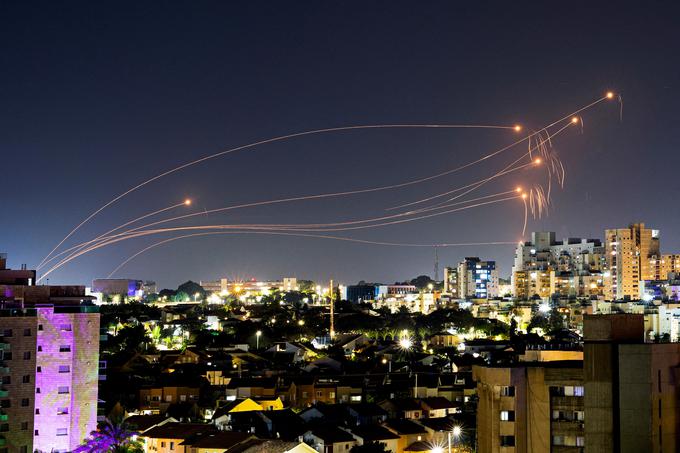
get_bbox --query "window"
[2,330,11,337]
[34,429,39,436]
[37,346,42,352]
[60,324,72,332]
[0,400,10,408]
[35,409,39,415]
[21,421,28,430]
[57,407,68,415]
[59,345,71,352]
[57,386,69,394]
[0,424,8,432]
[21,398,29,407]
[2,376,10,385]
[170,442,174,451]
[160,443,165,448]
[350,395,361,402]
[302,392,308,398]
[500,436,515,447]
[330,391,336,399]
[23,351,31,360]
[20,447,28,453]
[36,366,41,373]
[180,395,187,402]
[3,353,11,361]
[165,395,172,402]
[36,388,40,394]
[500,386,515,397]
[22,375,30,383]
[58,365,70,373]
[500,410,515,421]
[38,324,43,331]
[316,391,323,397]
[56,428,68,436]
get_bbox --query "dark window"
[23,351,30,360]
[21,421,28,430]
[36,388,40,394]
[34,429,39,436]
[0,400,10,408]
[20,398,29,407]
[59,345,71,352]
[36,366,41,373]
[3,353,11,361]
[500,386,515,397]
[0,424,8,432]
[20,447,28,453]
[1,376,9,385]
[500,436,515,447]
[23,329,31,337]
[22,375,29,383]
[35,408,39,415]
[2,330,11,338]
[37,346,42,352]
[38,324,43,331]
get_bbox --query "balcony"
[0,389,8,398]
[0,413,7,422]
[0,344,9,352]
[551,420,585,433]
[551,396,583,408]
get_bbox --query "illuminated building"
[512,232,604,299]
[0,305,100,452]
[605,223,660,300]
[199,277,298,295]
[473,358,585,452]
[443,267,458,298]
[457,257,498,299]
[91,278,156,301]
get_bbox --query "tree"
[409,275,435,289]
[177,281,205,299]
[350,442,389,453]
[75,418,142,453]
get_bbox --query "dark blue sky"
[2,1,679,288]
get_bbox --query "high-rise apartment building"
[0,305,100,453]
[457,257,498,299]
[512,232,604,300]
[605,223,660,300]
[473,359,585,452]
[443,266,458,298]
[474,314,680,453]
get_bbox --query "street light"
[256,330,262,350]
[448,425,462,453]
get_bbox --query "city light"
[399,337,413,350]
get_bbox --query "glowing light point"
[184,199,192,206]
[606,91,614,99]
[514,125,522,132]
[399,338,413,350]
[534,158,542,164]
[515,187,522,193]
[432,448,444,453]
[521,193,528,199]
[571,116,579,124]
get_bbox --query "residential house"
[142,423,217,453]
[347,426,400,453]
[303,426,357,453]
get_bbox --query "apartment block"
[0,305,100,453]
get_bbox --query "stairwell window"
[59,345,71,353]
[57,386,69,394]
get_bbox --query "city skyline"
[3,2,680,288]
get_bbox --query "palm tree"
[75,418,142,453]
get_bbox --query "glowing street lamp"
[448,426,462,453]
[194,292,201,302]
[256,330,262,350]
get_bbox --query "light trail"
[38,195,520,281]
[38,122,518,268]
[107,231,517,277]
[36,199,193,271]
[387,120,573,212]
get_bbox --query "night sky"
[2,2,680,289]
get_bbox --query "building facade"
[605,223,660,300]
[0,305,100,453]
[457,257,498,299]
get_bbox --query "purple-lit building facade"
[0,305,100,452]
